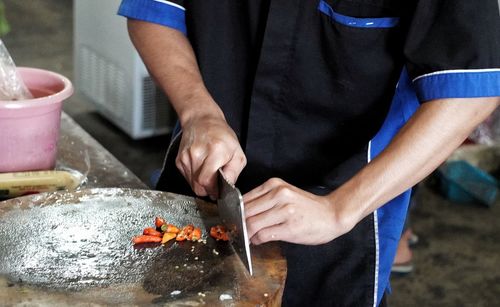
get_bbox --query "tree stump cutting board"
[0,188,286,306]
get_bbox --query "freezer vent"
[142,76,173,130]
[78,45,130,127]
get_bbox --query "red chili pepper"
[132,235,162,244]
[191,227,202,241]
[161,224,180,234]
[210,225,229,241]
[177,224,194,241]
[143,227,163,237]
[176,232,187,241]
[154,217,166,228]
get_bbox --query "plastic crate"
[437,160,499,206]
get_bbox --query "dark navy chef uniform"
[119,0,500,305]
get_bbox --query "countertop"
[0,113,287,306]
[57,112,148,190]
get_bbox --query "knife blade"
[217,169,253,275]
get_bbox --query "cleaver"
[217,169,253,275]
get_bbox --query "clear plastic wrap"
[0,38,32,100]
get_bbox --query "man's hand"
[127,20,246,199]
[244,178,353,245]
[177,112,246,199]
[243,98,498,247]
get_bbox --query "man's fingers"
[246,203,287,239]
[196,143,245,199]
[175,154,191,184]
[192,181,208,197]
[244,189,277,219]
[250,223,293,245]
[176,148,210,197]
[173,121,246,199]
[243,177,285,204]
[196,154,223,199]
[251,225,281,245]
[244,178,294,218]
[221,150,246,185]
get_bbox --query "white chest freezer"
[74,0,175,139]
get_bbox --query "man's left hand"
[243,178,352,245]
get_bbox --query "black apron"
[118,0,500,304]
[158,0,409,305]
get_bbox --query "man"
[118,1,500,305]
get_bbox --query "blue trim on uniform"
[318,0,399,28]
[371,68,419,305]
[414,70,500,102]
[172,121,182,140]
[118,0,187,35]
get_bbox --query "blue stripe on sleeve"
[414,70,500,102]
[318,0,399,28]
[118,0,186,35]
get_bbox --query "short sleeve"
[118,0,187,35]
[404,0,500,102]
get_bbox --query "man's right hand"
[127,20,246,199]
[176,111,246,200]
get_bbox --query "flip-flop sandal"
[408,233,419,246]
[392,262,414,274]
[391,261,414,274]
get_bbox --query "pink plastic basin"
[0,67,73,172]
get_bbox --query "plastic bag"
[0,38,32,100]
[469,107,500,145]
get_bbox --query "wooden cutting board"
[0,188,286,306]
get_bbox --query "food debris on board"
[219,294,233,301]
[170,290,182,296]
[131,216,230,248]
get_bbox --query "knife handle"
[0,170,84,198]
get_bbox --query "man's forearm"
[127,20,246,194]
[330,97,499,227]
[127,20,224,125]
